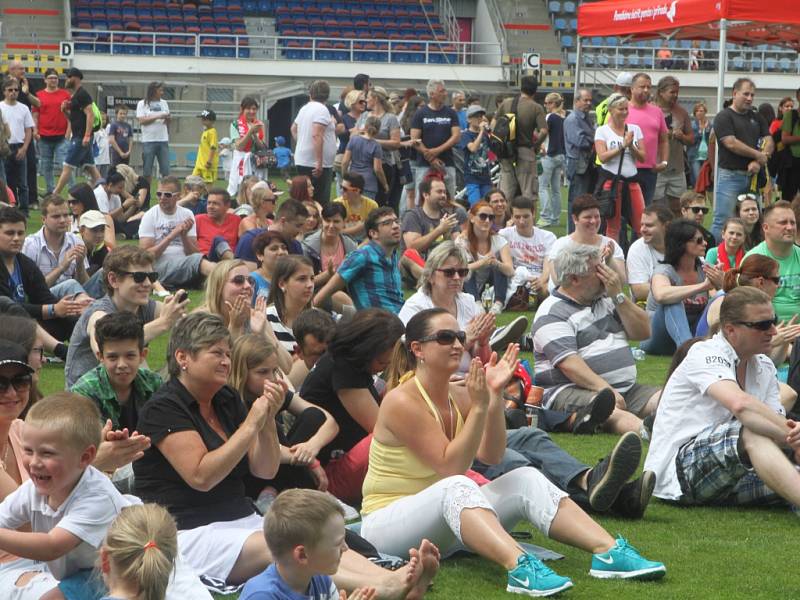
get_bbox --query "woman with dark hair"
[302,202,358,275]
[299,308,405,504]
[356,87,402,208]
[136,81,171,182]
[68,181,116,247]
[735,193,764,250]
[360,308,665,597]
[265,255,315,354]
[228,96,265,197]
[485,188,510,231]
[640,219,724,355]
[134,312,431,593]
[342,115,389,201]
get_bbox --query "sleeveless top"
[361,377,465,515]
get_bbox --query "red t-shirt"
[33,88,71,137]
[196,213,241,255]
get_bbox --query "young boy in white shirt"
[498,195,556,308]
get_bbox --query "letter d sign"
[60,41,74,59]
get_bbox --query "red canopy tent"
[576,0,800,109]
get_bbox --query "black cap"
[199,109,216,121]
[65,67,83,80]
[0,340,34,374]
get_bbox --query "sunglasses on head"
[418,329,467,346]
[437,267,469,279]
[118,270,158,284]
[690,206,709,214]
[476,213,495,222]
[0,373,32,393]
[737,193,758,203]
[735,317,778,331]
[230,274,256,286]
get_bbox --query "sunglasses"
[0,374,32,393]
[230,274,256,286]
[690,206,709,214]
[734,317,778,331]
[737,193,758,203]
[67,199,81,205]
[437,267,469,279]
[476,213,495,222]
[763,275,782,284]
[118,270,158,283]
[690,236,706,244]
[156,191,176,198]
[418,329,467,346]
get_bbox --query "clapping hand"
[225,294,251,331]
[484,343,520,395]
[465,357,490,411]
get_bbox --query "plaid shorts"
[675,419,784,506]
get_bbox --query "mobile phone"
[176,291,188,303]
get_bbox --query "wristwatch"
[612,292,626,306]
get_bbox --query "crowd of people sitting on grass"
[0,66,800,599]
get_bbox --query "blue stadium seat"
[731,55,744,70]
[643,54,654,68]
[548,1,561,14]
[560,35,573,48]
[751,56,762,72]
[563,1,576,13]
[779,57,791,72]
[764,56,778,71]
[567,51,577,66]
[553,18,566,31]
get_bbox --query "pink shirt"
[626,103,667,168]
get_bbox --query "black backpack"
[489,95,520,160]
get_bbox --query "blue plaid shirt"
[337,240,402,312]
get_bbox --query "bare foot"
[375,554,419,600]
[406,539,440,600]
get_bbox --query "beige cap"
[79,210,107,229]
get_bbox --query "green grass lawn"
[30,182,795,599]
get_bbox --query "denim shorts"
[64,138,94,168]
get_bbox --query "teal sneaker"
[507,553,573,597]
[589,536,666,580]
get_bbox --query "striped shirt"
[531,288,637,408]
[337,240,402,312]
[266,305,297,354]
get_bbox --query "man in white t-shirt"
[626,204,672,303]
[138,176,213,288]
[499,195,556,308]
[644,287,800,509]
[291,80,338,205]
[136,81,171,182]
[93,172,143,232]
[0,76,34,214]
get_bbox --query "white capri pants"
[360,467,567,560]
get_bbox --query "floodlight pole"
[574,36,582,91]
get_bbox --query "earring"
[181,365,187,371]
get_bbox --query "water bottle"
[631,347,646,361]
[481,286,495,313]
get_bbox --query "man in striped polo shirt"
[532,242,660,435]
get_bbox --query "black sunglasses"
[476,213,495,222]
[67,199,81,205]
[763,275,782,285]
[734,317,778,331]
[437,267,469,279]
[118,270,158,283]
[418,329,467,346]
[690,236,706,244]
[230,274,256,286]
[0,374,32,393]
[690,206,709,214]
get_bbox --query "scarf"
[236,114,263,154]
[716,241,744,272]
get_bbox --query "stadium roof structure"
[575,0,800,108]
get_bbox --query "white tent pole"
[575,36,582,91]
[713,18,728,228]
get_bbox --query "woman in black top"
[299,308,404,504]
[135,312,431,594]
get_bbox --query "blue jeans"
[142,140,170,179]
[5,144,28,213]
[50,279,86,299]
[38,137,68,194]
[538,154,564,224]
[566,165,593,234]
[637,168,657,206]
[640,302,693,356]
[463,264,508,305]
[465,182,492,206]
[712,168,750,242]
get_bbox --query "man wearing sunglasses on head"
[65,245,188,387]
[645,286,800,512]
[744,201,800,325]
[138,175,215,289]
[678,190,715,248]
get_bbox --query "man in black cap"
[192,109,218,184]
[53,68,102,196]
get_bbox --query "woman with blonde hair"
[230,333,338,493]
[357,86,403,207]
[342,116,389,200]
[538,92,566,227]
[238,184,276,236]
[100,503,178,600]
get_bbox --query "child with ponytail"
[100,504,178,600]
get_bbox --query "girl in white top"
[455,201,515,313]
[593,93,647,246]
[546,194,627,293]
[399,242,492,374]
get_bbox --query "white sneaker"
[489,316,529,352]
[490,300,504,315]
[328,493,361,522]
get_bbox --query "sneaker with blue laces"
[507,553,573,597]
[589,536,666,580]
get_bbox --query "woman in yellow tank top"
[360,308,666,597]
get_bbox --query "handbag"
[595,131,627,218]
[250,137,277,169]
